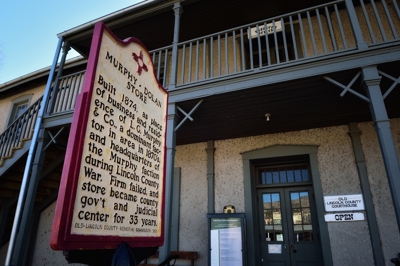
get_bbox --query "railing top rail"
[58,70,86,80]
[149,45,173,54]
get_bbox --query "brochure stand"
[207,213,246,266]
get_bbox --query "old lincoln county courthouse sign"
[51,22,168,250]
[323,194,365,212]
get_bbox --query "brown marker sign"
[51,22,168,250]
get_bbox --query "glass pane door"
[262,193,283,242]
[290,191,313,242]
[258,187,323,266]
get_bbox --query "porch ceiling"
[67,0,332,57]
[174,61,400,145]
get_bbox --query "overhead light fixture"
[265,113,271,121]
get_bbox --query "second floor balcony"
[149,0,400,90]
[58,0,400,90]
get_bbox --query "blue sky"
[0,0,143,84]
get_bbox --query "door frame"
[242,145,333,266]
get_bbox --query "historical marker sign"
[51,22,168,250]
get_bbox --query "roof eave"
[57,0,167,39]
[0,56,87,92]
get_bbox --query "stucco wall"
[0,202,85,266]
[174,120,400,266]
[359,119,400,265]
[9,118,397,265]
[213,125,364,211]
[31,201,86,266]
[174,143,208,265]
[213,125,373,266]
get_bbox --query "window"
[254,154,312,186]
[258,164,311,185]
[10,102,28,124]
[6,95,32,127]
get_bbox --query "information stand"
[207,213,246,266]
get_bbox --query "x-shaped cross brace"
[323,71,371,103]
[175,99,204,132]
[44,127,66,151]
[378,70,400,100]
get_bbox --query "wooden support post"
[158,103,178,262]
[362,66,400,233]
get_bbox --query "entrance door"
[258,186,323,266]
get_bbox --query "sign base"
[64,246,158,266]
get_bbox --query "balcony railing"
[0,72,85,163]
[46,70,85,115]
[150,0,400,88]
[359,0,400,45]
[1,0,399,164]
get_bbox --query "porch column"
[348,123,384,266]
[5,37,65,266]
[158,2,182,261]
[167,2,183,90]
[11,41,71,266]
[159,103,178,262]
[12,129,48,265]
[47,42,71,112]
[362,65,400,233]
[206,141,215,213]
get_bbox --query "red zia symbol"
[132,50,148,75]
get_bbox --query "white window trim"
[6,94,33,128]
